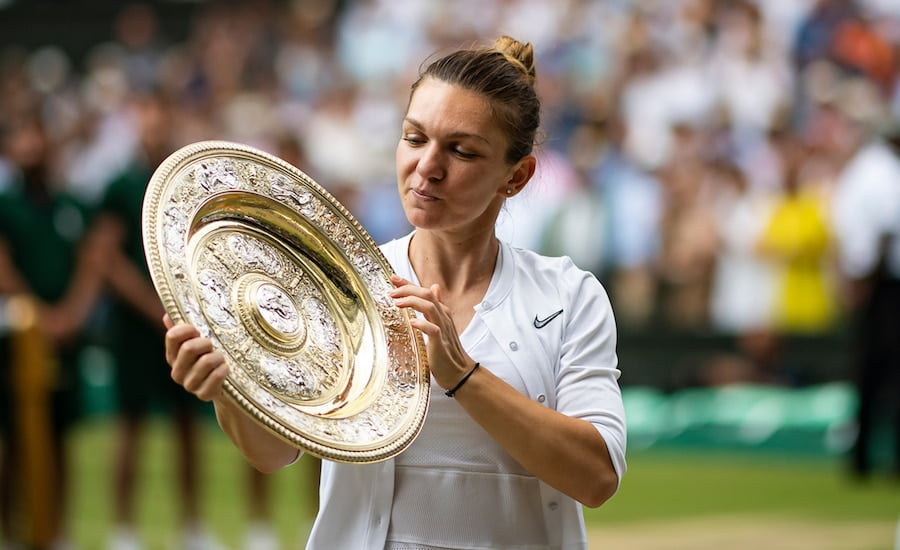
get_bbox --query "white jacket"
[306,234,627,549]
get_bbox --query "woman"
[165,36,626,549]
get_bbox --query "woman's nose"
[416,144,444,181]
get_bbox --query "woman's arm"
[390,275,621,508]
[164,317,301,472]
[453,369,618,507]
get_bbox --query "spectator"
[757,133,837,334]
[830,94,900,479]
[708,158,777,335]
[96,91,221,550]
[590,115,662,328]
[0,112,107,550]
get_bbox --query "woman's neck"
[407,229,499,294]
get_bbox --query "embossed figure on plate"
[255,283,300,336]
[228,234,282,275]
[304,297,339,354]
[197,269,238,328]
[163,206,187,254]
[259,356,320,401]
[196,158,238,192]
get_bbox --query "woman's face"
[396,77,530,233]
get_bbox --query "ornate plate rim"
[141,140,429,464]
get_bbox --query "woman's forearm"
[213,396,301,473]
[454,367,619,508]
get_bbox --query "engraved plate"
[142,140,429,463]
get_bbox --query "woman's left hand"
[389,275,475,391]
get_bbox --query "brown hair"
[411,36,540,164]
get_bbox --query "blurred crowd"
[2,0,899,336]
[1,0,900,547]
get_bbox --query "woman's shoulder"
[501,242,610,305]
[504,241,598,282]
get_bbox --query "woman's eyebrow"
[403,116,491,145]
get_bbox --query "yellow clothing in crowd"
[759,188,837,333]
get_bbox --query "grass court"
[55,415,899,550]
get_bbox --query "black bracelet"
[444,362,480,397]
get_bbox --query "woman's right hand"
[163,314,301,471]
[163,314,230,401]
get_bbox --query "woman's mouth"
[411,188,438,201]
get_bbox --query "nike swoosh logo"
[533,309,563,329]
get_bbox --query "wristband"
[444,362,480,398]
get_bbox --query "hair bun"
[493,35,536,85]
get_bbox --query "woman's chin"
[403,209,442,231]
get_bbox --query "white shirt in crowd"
[831,140,900,281]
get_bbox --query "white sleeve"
[554,263,627,488]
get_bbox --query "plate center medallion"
[236,275,307,354]
[255,283,300,336]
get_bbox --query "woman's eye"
[402,136,424,145]
[454,148,477,159]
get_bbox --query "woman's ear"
[501,154,537,198]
